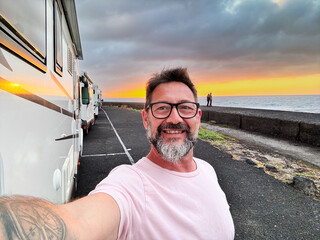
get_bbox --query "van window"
[0,0,46,71]
[67,46,73,75]
[54,0,63,76]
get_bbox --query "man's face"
[142,82,202,162]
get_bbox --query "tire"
[84,127,89,136]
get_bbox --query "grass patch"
[296,172,317,180]
[201,120,230,128]
[198,127,225,141]
[126,107,142,113]
[113,105,142,113]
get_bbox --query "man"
[0,68,234,239]
[206,92,213,107]
[207,93,210,106]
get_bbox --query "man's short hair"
[145,67,198,109]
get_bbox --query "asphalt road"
[75,106,320,240]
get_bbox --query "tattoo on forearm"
[0,197,66,240]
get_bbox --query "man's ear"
[198,108,202,124]
[142,109,148,129]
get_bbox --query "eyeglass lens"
[151,102,198,118]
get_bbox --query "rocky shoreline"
[200,124,320,201]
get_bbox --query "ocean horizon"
[103,94,320,114]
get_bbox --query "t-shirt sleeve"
[89,165,145,240]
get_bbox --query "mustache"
[157,123,190,133]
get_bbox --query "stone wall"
[103,101,145,110]
[201,106,320,147]
[103,102,320,147]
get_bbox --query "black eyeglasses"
[147,101,200,119]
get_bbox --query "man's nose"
[166,106,183,124]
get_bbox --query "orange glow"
[0,77,69,98]
[0,78,62,98]
[102,74,320,98]
[21,84,67,96]
[196,74,320,96]
[105,87,146,98]
[50,71,72,100]
[0,78,31,95]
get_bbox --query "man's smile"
[162,129,186,134]
[158,123,190,134]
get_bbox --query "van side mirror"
[82,87,90,105]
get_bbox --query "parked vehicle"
[79,72,95,135]
[93,84,102,118]
[0,0,83,203]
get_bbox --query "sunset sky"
[76,0,320,98]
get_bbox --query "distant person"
[207,92,213,106]
[0,68,234,239]
[209,92,213,106]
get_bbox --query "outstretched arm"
[0,196,68,239]
[0,193,120,240]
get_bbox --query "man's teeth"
[163,130,184,134]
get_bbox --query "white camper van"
[0,0,83,203]
[93,84,102,118]
[79,72,95,135]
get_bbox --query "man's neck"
[146,146,197,172]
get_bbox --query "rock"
[241,157,257,166]
[293,176,317,194]
[297,168,305,173]
[265,164,278,172]
[259,156,268,163]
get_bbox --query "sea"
[104,95,320,114]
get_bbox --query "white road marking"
[82,149,132,158]
[102,108,135,165]
[81,154,107,158]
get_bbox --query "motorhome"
[79,72,95,135]
[93,84,102,118]
[0,0,83,203]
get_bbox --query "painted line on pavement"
[82,149,132,158]
[101,108,135,165]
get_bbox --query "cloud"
[76,0,320,95]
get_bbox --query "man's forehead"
[150,82,195,102]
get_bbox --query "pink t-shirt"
[90,157,235,240]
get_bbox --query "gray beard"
[146,120,198,163]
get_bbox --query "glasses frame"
[146,101,200,119]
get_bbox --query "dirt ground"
[200,125,320,201]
